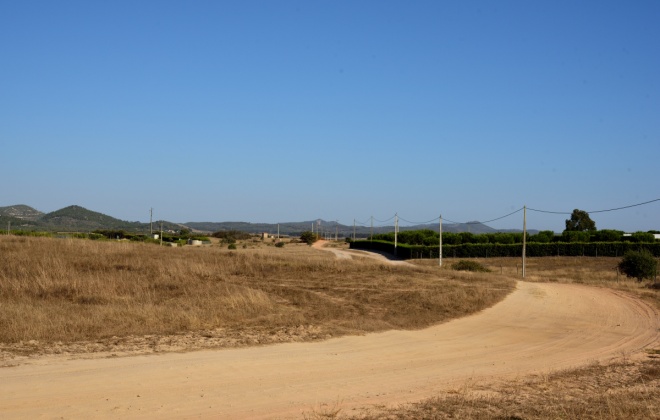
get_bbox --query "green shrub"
[452,260,490,272]
[618,250,657,281]
[228,243,237,250]
[275,241,285,248]
[300,231,319,245]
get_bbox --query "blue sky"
[2,1,659,232]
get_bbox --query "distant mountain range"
[0,204,535,237]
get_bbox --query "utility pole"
[522,206,527,278]
[150,208,153,235]
[160,222,163,246]
[370,216,373,242]
[277,223,280,240]
[394,213,398,254]
[353,219,356,242]
[439,214,442,267]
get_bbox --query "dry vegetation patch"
[336,356,660,420]
[0,236,514,359]
[413,256,660,309]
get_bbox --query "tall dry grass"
[413,256,660,309]
[344,358,659,419]
[0,236,515,345]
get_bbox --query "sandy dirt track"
[312,240,411,265]
[1,279,658,419]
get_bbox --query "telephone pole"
[150,208,153,235]
[370,216,373,242]
[522,205,527,278]
[439,214,442,267]
[394,213,398,254]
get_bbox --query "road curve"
[1,281,657,419]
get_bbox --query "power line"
[398,216,440,225]
[441,207,523,226]
[528,197,660,215]
[373,214,396,223]
[478,207,524,224]
[588,197,660,213]
[526,208,570,215]
[354,197,659,231]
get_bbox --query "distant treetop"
[564,209,596,232]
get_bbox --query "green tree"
[300,231,319,245]
[593,229,623,242]
[630,231,655,243]
[618,250,657,281]
[561,230,591,242]
[530,230,555,243]
[564,209,596,232]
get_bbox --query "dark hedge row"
[349,240,660,259]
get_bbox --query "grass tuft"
[452,260,491,272]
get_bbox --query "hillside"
[1,204,531,235]
[0,205,44,221]
[0,205,43,229]
[38,205,144,231]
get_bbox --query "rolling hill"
[0,204,531,236]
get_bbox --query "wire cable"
[478,207,524,224]
[528,197,660,215]
[588,197,660,213]
[398,216,440,225]
[373,214,396,223]
[527,208,571,215]
[439,207,523,226]
[355,198,659,231]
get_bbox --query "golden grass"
[341,357,660,420]
[0,236,515,346]
[413,256,660,309]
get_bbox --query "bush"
[227,243,237,250]
[275,241,285,248]
[618,250,657,281]
[212,230,251,241]
[452,260,490,272]
[300,231,319,245]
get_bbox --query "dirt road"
[2,277,658,419]
[312,240,412,265]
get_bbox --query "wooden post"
[439,214,442,267]
[522,206,527,278]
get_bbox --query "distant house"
[261,232,270,239]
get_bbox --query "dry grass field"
[1,236,658,419]
[414,255,660,310]
[0,235,513,357]
[335,358,659,420]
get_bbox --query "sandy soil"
[1,246,658,419]
[312,240,412,265]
